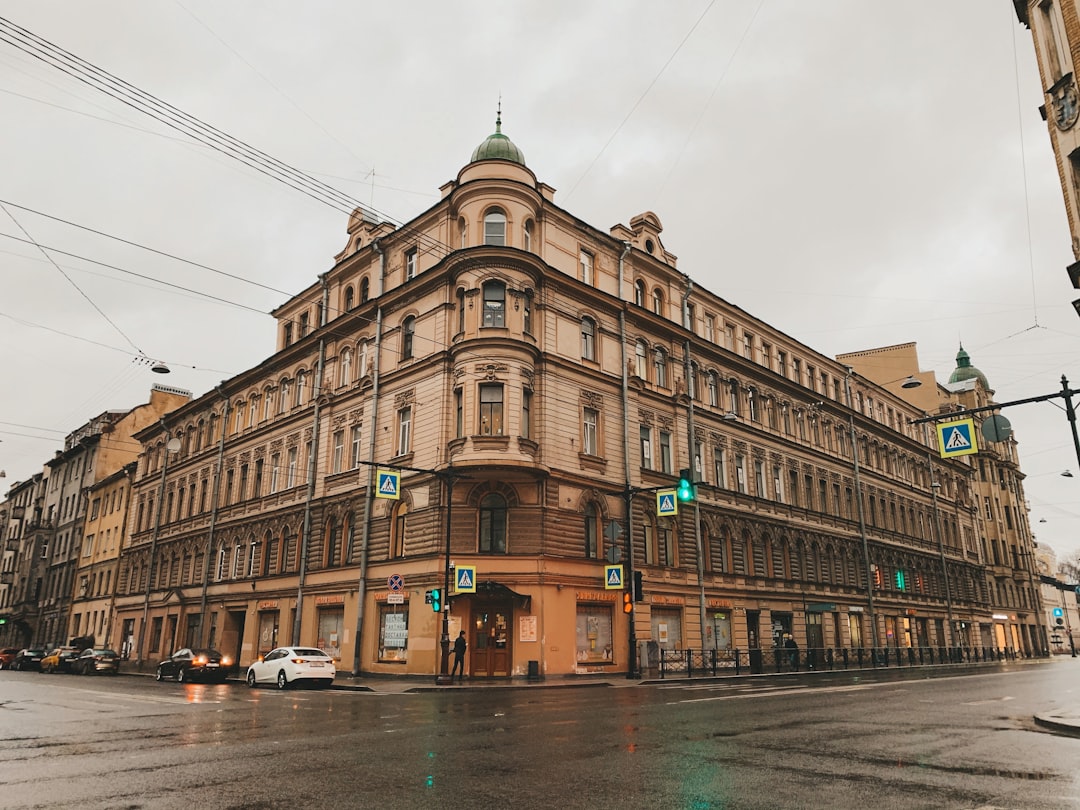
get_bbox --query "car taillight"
[221,656,232,666]
[290,658,306,664]
[194,655,207,665]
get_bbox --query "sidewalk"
[1033,711,1080,736]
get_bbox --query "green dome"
[948,345,990,389]
[470,112,526,166]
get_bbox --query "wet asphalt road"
[0,660,1078,810]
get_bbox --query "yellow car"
[40,646,81,673]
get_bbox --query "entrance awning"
[449,580,531,610]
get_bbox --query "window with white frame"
[580,249,594,285]
[652,288,664,315]
[279,380,291,413]
[397,406,412,455]
[405,247,417,280]
[735,455,747,494]
[634,280,646,307]
[340,350,352,386]
[263,390,273,421]
[635,340,648,378]
[479,384,503,435]
[583,407,599,456]
[350,425,362,468]
[296,370,307,406]
[483,209,506,246]
[286,446,298,488]
[704,314,715,343]
[401,316,415,360]
[708,372,719,407]
[332,430,345,474]
[714,446,726,488]
[270,453,280,493]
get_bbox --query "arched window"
[344,286,355,312]
[482,281,505,327]
[654,347,668,388]
[340,350,352,387]
[584,502,600,559]
[325,519,340,568]
[652,288,664,316]
[279,379,291,413]
[216,545,227,581]
[635,340,648,378]
[483,209,506,246]
[360,277,370,303]
[479,493,508,553]
[581,317,596,361]
[401,315,415,360]
[358,341,369,378]
[708,372,719,407]
[295,370,307,406]
[634,280,646,307]
[523,219,534,251]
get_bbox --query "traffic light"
[430,588,441,613]
[0,616,6,626]
[894,569,906,591]
[677,468,696,502]
[633,570,644,602]
[623,592,633,614]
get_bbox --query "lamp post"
[135,425,180,669]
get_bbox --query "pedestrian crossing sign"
[604,564,624,590]
[656,489,678,516]
[455,565,477,593]
[376,469,401,499]
[936,418,978,459]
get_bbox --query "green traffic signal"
[430,588,441,613]
[677,468,695,502]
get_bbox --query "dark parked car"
[11,648,47,671]
[155,648,231,683]
[0,648,19,669]
[41,646,81,673]
[75,648,120,675]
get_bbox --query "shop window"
[379,604,409,662]
[575,605,613,664]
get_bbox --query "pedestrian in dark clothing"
[452,631,467,682]
[784,635,799,671]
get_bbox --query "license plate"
[205,663,219,667]
[309,662,324,667]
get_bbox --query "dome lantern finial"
[469,103,526,166]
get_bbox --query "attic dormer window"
[645,238,655,254]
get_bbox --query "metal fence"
[654,645,1027,678]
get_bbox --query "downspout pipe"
[351,239,385,675]
[292,273,330,645]
[197,385,230,648]
[681,278,708,654]
[617,241,638,678]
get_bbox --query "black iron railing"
[654,645,1027,679]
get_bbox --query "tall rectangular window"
[270,453,280,493]
[714,447,726,488]
[405,247,417,280]
[694,441,704,483]
[735,455,747,494]
[742,332,753,359]
[777,351,788,378]
[754,461,765,498]
[479,385,503,435]
[704,314,715,343]
[773,465,783,502]
[581,318,596,360]
[483,282,505,327]
[397,407,412,455]
[582,408,599,456]
[253,459,263,499]
[640,426,652,470]
[455,389,464,438]
[659,431,672,475]
[350,426,363,469]
[521,389,532,439]
[286,447,298,488]
[332,430,345,474]
[224,470,234,506]
[580,249,594,285]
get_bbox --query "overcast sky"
[2,1,1080,562]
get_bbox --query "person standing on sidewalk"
[451,631,467,682]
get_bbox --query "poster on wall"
[519,615,537,643]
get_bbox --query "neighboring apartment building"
[0,384,190,649]
[1040,574,1079,654]
[1014,2,1080,295]
[112,120,1031,680]
[0,473,48,649]
[843,343,1045,655]
[69,462,136,650]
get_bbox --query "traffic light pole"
[436,470,455,685]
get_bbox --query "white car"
[246,647,336,690]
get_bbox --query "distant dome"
[470,111,526,166]
[948,345,990,389]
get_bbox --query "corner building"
[116,121,1016,679]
